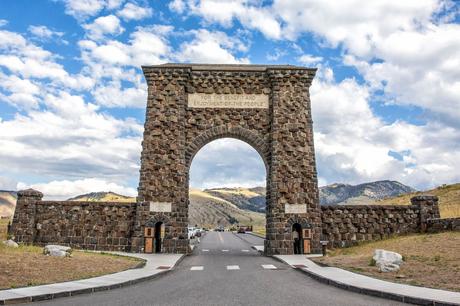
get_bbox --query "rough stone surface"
[321,197,440,248]
[373,249,403,272]
[134,64,322,255]
[44,244,72,257]
[35,201,136,251]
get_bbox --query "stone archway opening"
[188,137,267,248]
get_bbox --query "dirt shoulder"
[0,220,143,290]
[313,232,460,292]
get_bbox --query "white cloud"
[117,2,153,21]
[0,29,93,91]
[0,176,17,190]
[169,0,185,14]
[83,15,124,40]
[0,90,143,182]
[28,25,64,40]
[311,73,460,189]
[176,29,249,64]
[0,19,9,27]
[17,178,137,200]
[79,25,171,68]
[179,0,281,39]
[62,0,106,20]
[298,54,323,65]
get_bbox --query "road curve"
[31,232,408,306]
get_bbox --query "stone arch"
[286,216,311,232]
[134,64,322,255]
[145,214,170,227]
[185,125,270,170]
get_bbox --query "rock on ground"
[373,249,403,272]
[2,239,19,248]
[44,245,72,257]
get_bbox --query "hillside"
[189,189,265,228]
[319,180,415,205]
[373,183,460,218]
[68,192,135,202]
[205,187,266,213]
[0,191,16,218]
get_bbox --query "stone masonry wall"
[10,189,136,251]
[321,195,441,248]
[34,201,136,251]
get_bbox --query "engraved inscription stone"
[149,202,172,213]
[188,93,268,109]
[285,204,307,214]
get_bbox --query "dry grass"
[313,232,460,292]
[0,221,143,289]
[374,183,460,218]
[0,218,9,240]
[252,226,266,237]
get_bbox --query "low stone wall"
[10,189,445,252]
[321,196,440,248]
[35,201,136,251]
[426,217,460,232]
[10,189,136,251]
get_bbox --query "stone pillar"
[411,195,440,233]
[266,68,322,255]
[10,189,43,243]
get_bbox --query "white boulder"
[2,239,19,248]
[44,245,72,257]
[373,249,403,272]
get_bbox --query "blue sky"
[0,0,459,199]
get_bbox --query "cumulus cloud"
[117,2,153,21]
[83,15,124,40]
[175,29,250,64]
[310,72,460,189]
[28,25,64,40]
[298,54,323,65]
[62,0,107,20]
[17,178,137,200]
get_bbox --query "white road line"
[227,265,240,270]
[202,249,209,252]
[241,249,249,252]
[190,266,204,271]
[222,249,229,252]
[262,264,277,270]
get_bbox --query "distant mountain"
[0,190,17,218]
[319,180,416,205]
[68,191,135,202]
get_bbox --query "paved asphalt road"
[32,232,407,306]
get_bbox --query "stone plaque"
[285,204,307,214]
[188,93,268,109]
[149,202,172,213]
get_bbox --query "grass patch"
[0,221,144,290]
[314,232,460,292]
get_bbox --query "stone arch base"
[132,64,322,255]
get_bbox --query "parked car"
[188,227,195,239]
[237,227,246,234]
